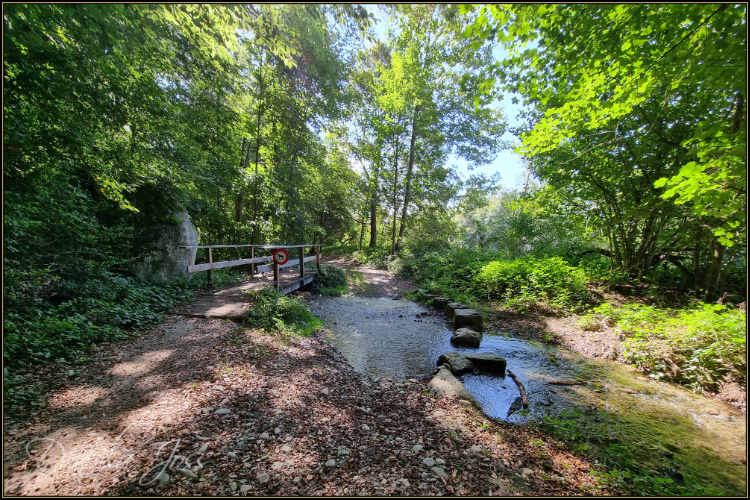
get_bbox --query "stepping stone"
[451,328,482,348]
[431,297,451,309]
[464,354,507,374]
[444,302,470,318]
[437,352,474,375]
[453,309,483,332]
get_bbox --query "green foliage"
[535,410,719,496]
[476,257,590,313]
[311,265,348,296]
[243,287,322,337]
[581,303,746,391]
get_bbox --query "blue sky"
[367,5,527,191]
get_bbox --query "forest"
[2,3,747,496]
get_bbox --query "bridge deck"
[174,270,316,320]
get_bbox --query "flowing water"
[310,296,746,495]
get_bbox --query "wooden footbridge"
[174,244,323,320]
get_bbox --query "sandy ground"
[3,262,621,496]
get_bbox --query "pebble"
[423,457,435,467]
[274,427,281,434]
[411,444,423,452]
[175,468,196,479]
[522,468,534,475]
[322,388,329,395]
[362,424,370,431]
[216,409,231,415]
[337,446,352,456]
[281,444,292,453]
[257,473,269,483]
[230,481,238,491]
[158,472,170,484]
[271,461,284,470]
[228,452,237,458]
[383,418,393,423]
[198,444,208,453]
[432,410,445,418]
[325,459,336,467]
[212,386,225,392]
[240,484,252,493]
[435,458,445,465]
[400,478,410,487]
[470,445,482,454]
[284,435,293,442]
[259,432,270,440]
[231,384,240,390]
[459,399,472,406]
[431,467,448,478]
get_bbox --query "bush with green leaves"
[244,287,322,337]
[581,302,746,392]
[3,267,246,369]
[475,256,590,313]
[311,265,348,296]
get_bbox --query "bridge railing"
[180,244,322,290]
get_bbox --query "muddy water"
[310,296,746,494]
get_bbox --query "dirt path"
[3,261,619,496]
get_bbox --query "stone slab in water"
[453,309,483,332]
[451,328,482,348]
[437,352,474,375]
[444,302,470,318]
[464,354,507,374]
[428,366,476,403]
[431,297,451,309]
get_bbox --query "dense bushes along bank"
[330,245,746,396]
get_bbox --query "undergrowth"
[579,303,746,392]
[532,409,722,496]
[310,265,348,296]
[243,287,322,337]
[3,267,247,370]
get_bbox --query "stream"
[310,295,746,495]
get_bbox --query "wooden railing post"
[250,246,255,278]
[316,245,320,272]
[299,247,305,279]
[207,248,214,288]
[273,260,279,291]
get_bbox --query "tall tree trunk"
[369,151,381,248]
[692,226,702,290]
[396,105,420,251]
[705,238,725,302]
[391,132,400,255]
[251,59,265,245]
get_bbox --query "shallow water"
[310,296,746,494]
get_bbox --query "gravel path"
[3,261,618,496]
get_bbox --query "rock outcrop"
[131,210,198,285]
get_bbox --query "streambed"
[310,295,746,495]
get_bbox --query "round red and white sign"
[272,249,289,265]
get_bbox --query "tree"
[462,3,746,294]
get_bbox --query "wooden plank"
[253,244,324,249]
[181,244,324,249]
[256,263,273,274]
[316,245,320,271]
[249,246,254,277]
[299,248,304,279]
[279,260,301,269]
[187,255,273,273]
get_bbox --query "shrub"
[584,302,747,391]
[244,287,322,337]
[475,256,590,313]
[311,265,348,296]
